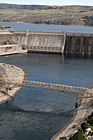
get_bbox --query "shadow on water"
[0,101,74,140]
[0,102,74,117]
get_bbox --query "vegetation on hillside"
[0,4,93,26]
[60,112,93,140]
[68,112,93,140]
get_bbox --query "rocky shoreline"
[0,63,25,104]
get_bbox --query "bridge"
[1,78,93,100]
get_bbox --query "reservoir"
[0,23,93,140]
[0,22,93,33]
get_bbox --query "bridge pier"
[75,101,78,108]
[75,93,80,109]
[75,93,82,109]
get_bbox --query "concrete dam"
[65,33,93,55]
[11,31,66,54]
[0,30,93,55]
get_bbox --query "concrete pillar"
[62,28,65,33]
[88,37,92,55]
[71,36,75,53]
[26,29,29,36]
[62,28,66,54]
[80,36,83,54]
[75,98,78,109]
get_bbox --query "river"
[0,22,93,33]
[0,23,93,140]
[0,53,93,140]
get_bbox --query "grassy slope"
[0,4,93,26]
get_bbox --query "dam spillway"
[0,30,93,55]
[11,31,66,54]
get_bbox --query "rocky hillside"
[0,4,93,26]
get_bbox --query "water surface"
[0,53,93,140]
[0,20,93,140]
[0,22,93,33]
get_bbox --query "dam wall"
[0,32,12,44]
[0,31,93,55]
[11,31,66,54]
[0,31,27,55]
[65,33,93,55]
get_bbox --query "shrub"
[72,125,77,129]
[88,113,93,120]
[87,118,93,125]
[69,131,85,140]
[87,112,93,125]
[78,128,83,134]
[91,112,93,116]
[81,122,90,131]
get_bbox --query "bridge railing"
[23,80,88,93]
[3,78,89,94]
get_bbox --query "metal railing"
[2,78,91,99]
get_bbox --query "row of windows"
[26,46,62,50]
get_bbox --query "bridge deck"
[0,79,93,104]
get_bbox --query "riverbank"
[51,92,93,140]
[0,63,25,104]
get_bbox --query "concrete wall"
[0,32,23,55]
[0,44,22,53]
[11,31,66,53]
[0,32,12,44]
[64,35,93,55]
[0,31,93,55]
